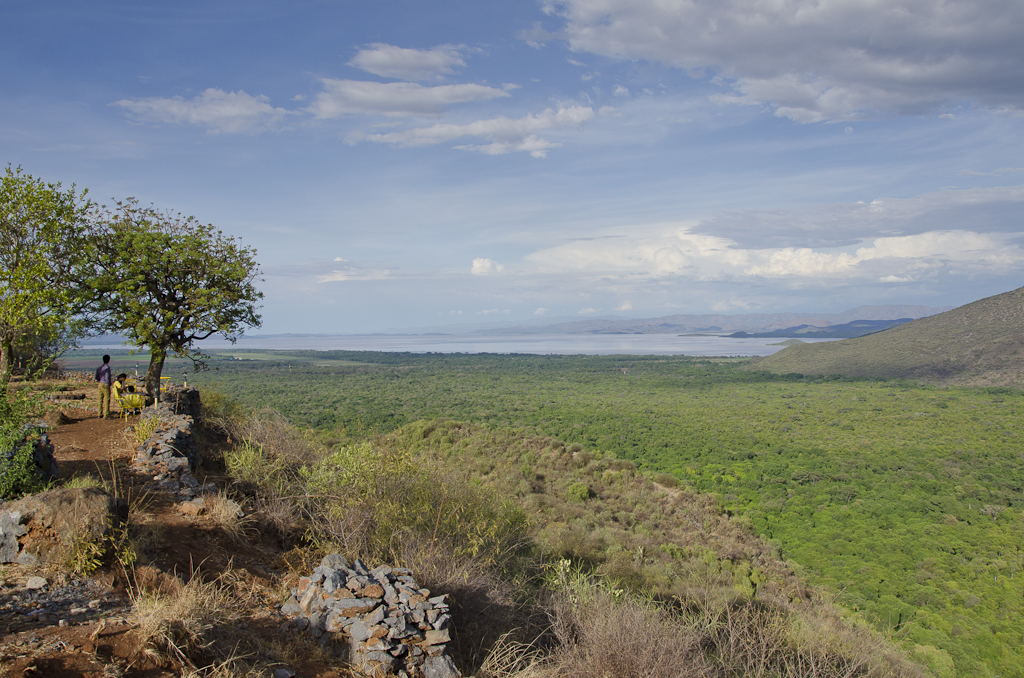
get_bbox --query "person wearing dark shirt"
[95,355,112,419]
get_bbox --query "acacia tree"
[0,166,92,386]
[92,199,263,397]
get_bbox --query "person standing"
[95,355,112,419]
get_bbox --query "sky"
[3,0,1023,334]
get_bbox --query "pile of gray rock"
[280,554,460,678]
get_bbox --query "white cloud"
[523,186,1024,286]
[534,307,549,315]
[115,88,290,133]
[578,307,598,314]
[694,184,1024,249]
[616,301,633,311]
[545,0,1024,121]
[471,257,505,275]
[477,308,510,315]
[317,267,390,282]
[307,80,510,119]
[348,106,594,157]
[349,43,467,81]
[613,85,630,98]
[519,23,559,48]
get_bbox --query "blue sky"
[3,0,1023,334]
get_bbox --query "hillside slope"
[749,285,1024,386]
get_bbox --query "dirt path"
[2,381,343,677]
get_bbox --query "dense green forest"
[71,349,1024,675]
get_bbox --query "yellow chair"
[119,392,146,418]
[159,376,171,393]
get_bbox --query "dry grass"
[131,568,237,660]
[131,413,172,446]
[128,565,265,675]
[204,491,251,544]
[224,406,322,467]
[505,584,930,678]
[128,560,346,678]
[477,633,545,678]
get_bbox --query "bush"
[566,482,591,502]
[0,437,48,499]
[524,561,928,678]
[302,441,531,570]
[653,472,679,488]
[197,384,245,428]
[0,390,49,500]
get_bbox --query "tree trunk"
[145,348,166,400]
[0,336,13,389]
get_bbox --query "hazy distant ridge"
[468,305,949,336]
[750,286,1024,387]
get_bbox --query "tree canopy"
[0,165,92,384]
[92,199,263,395]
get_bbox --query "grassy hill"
[748,286,1024,386]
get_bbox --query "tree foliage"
[0,165,92,384]
[182,350,1024,676]
[92,199,263,395]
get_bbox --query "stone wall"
[160,385,201,420]
[133,388,212,500]
[280,554,460,678]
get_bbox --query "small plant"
[0,436,48,500]
[63,474,105,490]
[205,491,250,543]
[59,533,106,576]
[132,414,167,445]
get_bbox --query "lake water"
[175,333,835,356]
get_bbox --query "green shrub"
[0,436,47,500]
[652,472,678,488]
[225,441,292,497]
[197,384,244,427]
[302,441,531,569]
[0,391,47,500]
[566,481,591,502]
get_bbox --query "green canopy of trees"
[90,199,263,396]
[0,168,263,392]
[0,165,92,384]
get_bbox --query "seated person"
[113,374,143,414]
[113,373,128,400]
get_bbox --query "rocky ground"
[0,382,351,678]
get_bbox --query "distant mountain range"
[750,286,1024,387]
[463,305,949,336]
[726,318,915,339]
[84,304,951,345]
